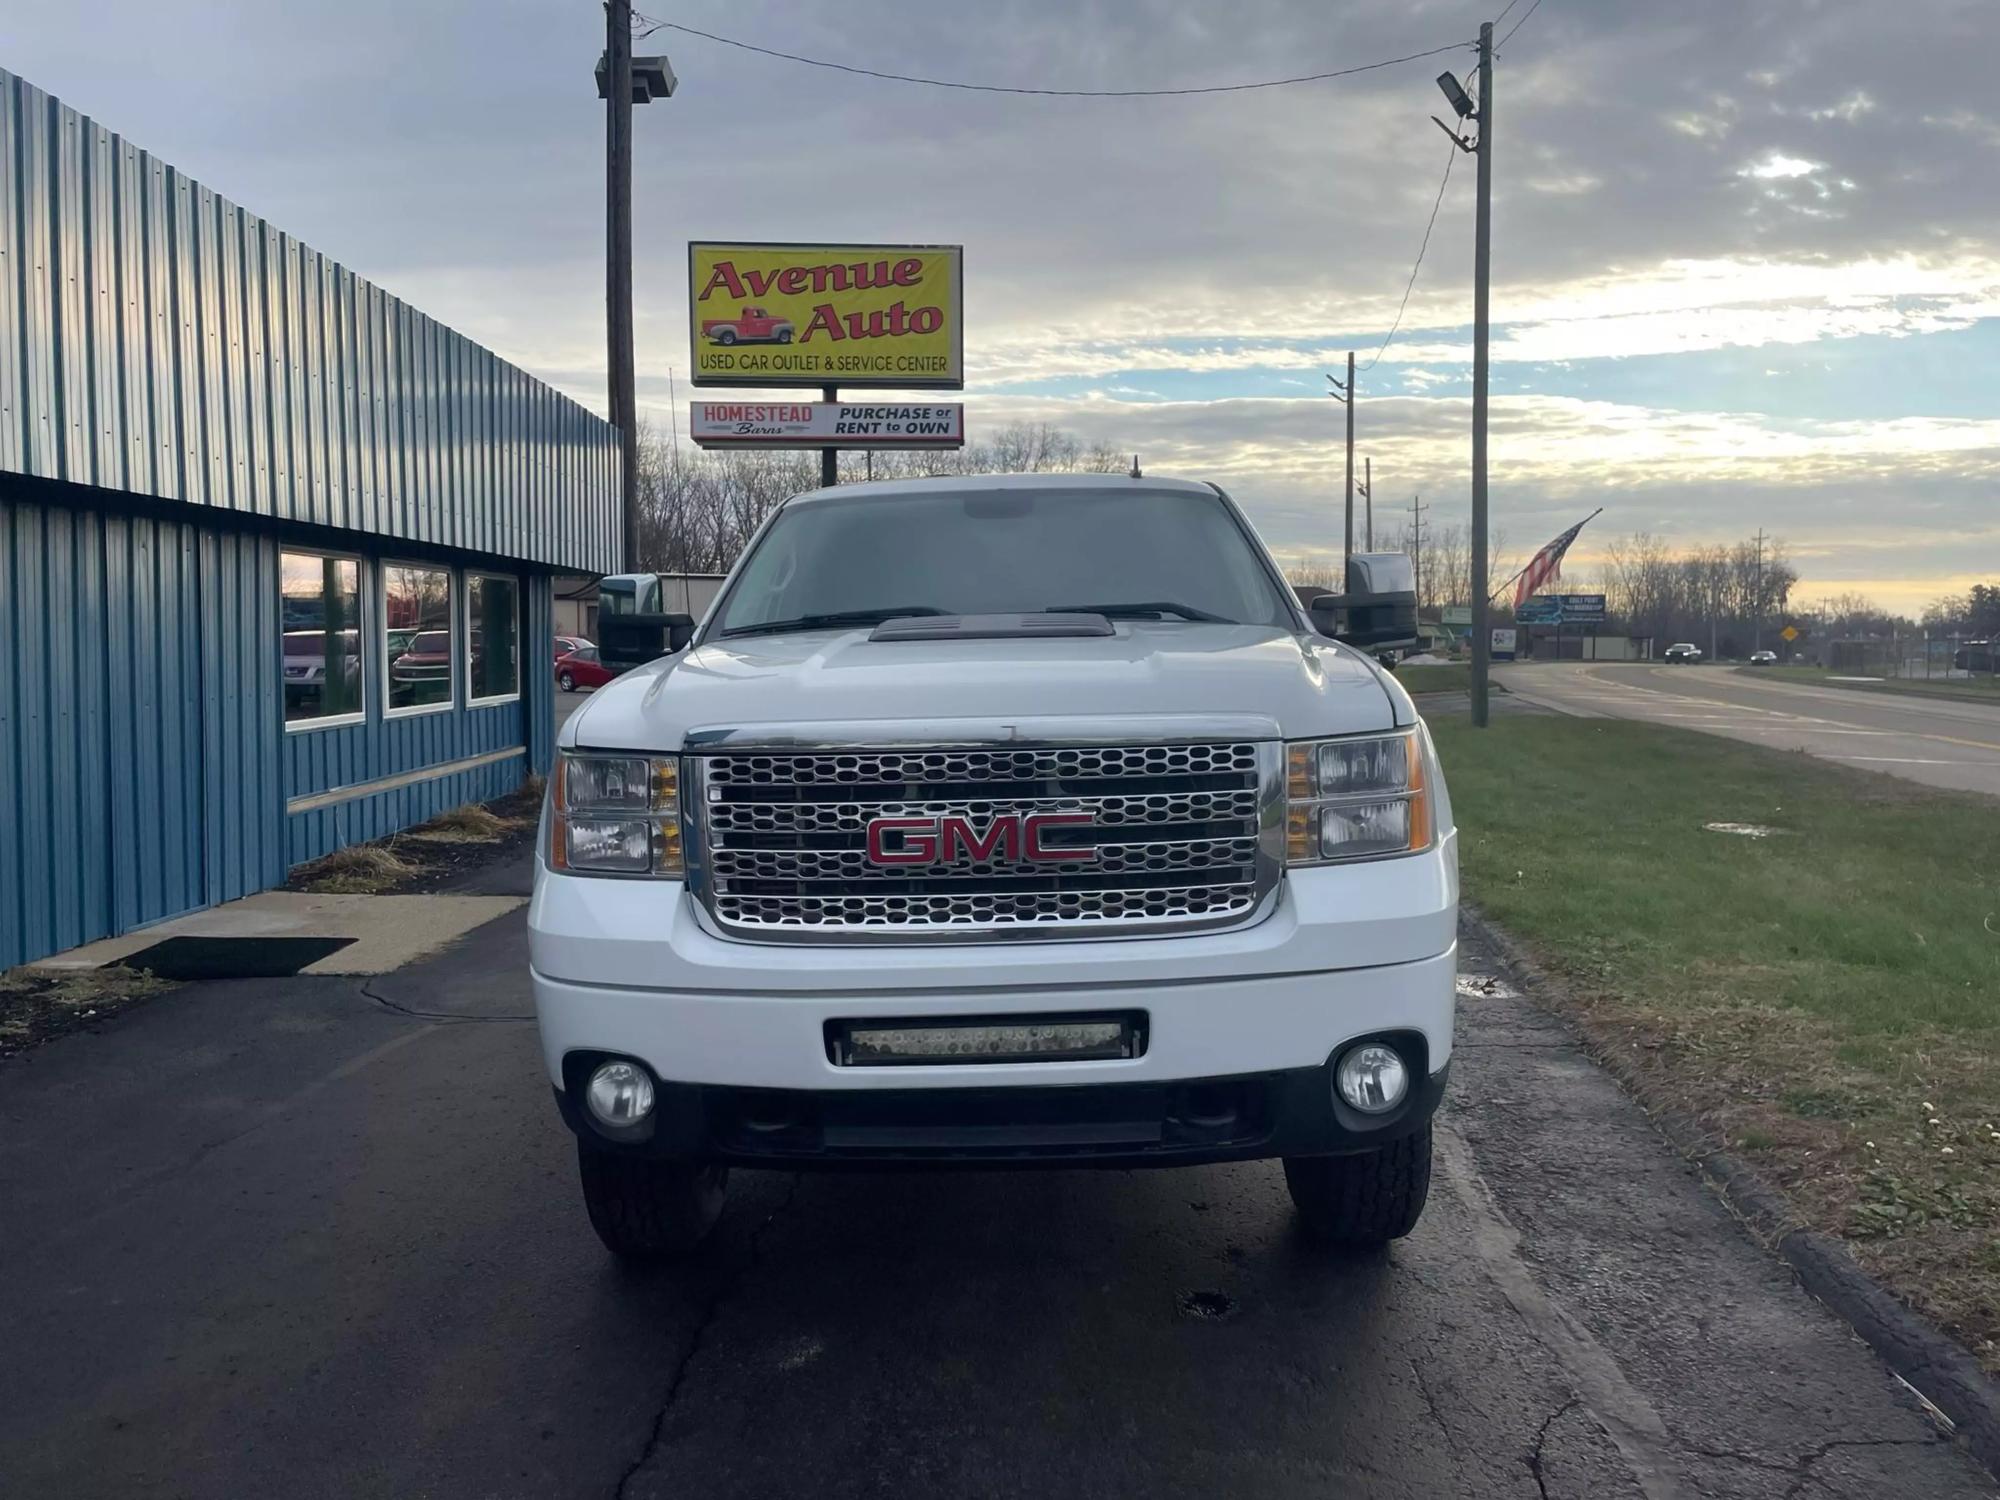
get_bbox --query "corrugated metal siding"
[0,483,288,969]
[1,69,620,573]
[2,477,555,969]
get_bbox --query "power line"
[634,19,1472,98]
[1497,0,1545,52]
[1494,0,1526,23]
[1359,133,1460,372]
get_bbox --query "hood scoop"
[868,612,1115,642]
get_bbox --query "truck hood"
[565,622,1407,750]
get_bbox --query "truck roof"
[786,473,1220,507]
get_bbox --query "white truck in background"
[532,474,1456,1260]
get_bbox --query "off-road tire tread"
[577,1145,727,1260]
[1283,1124,1433,1245]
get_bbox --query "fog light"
[1335,1043,1409,1114]
[585,1060,656,1126]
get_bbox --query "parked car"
[699,306,794,346]
[1663,642,1702,663]
[532,473,1451,1262]
[389,630,452,685]
[282,629,361,710]
[554,646,616,693]
[555,635,595,661]
[1954,641,1996,673]
[1748,650,1778,666]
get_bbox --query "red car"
[554,635,594,661]
[555,646,616,692]
[700,306,794,346]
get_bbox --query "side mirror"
[1309,553,1419,650]
[598,611,697,670]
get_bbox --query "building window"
[383,563,454,713]
[467,573,521,703]
[281,551,363,728]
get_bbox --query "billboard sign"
[1559,593,1606,620]
[690,401,965,450]
[688,242,964,389]
[1442,605,1472,626]
[1515,596,1562,624]
[1491,627,1518,661]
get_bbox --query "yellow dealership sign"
[687,242,963,389]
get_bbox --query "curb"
[1459,904,2000,1481]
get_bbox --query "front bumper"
[529,840,1458,1166]
[554,1047,1449,1168]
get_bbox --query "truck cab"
[531,475,1456,1260]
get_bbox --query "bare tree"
[633,420,1129,574]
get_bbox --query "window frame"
[381,560,458,719]
[280,546,368,735]
[464,570,524,708]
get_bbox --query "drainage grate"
[119,935,356,980]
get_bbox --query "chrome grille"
[687,739,1282,943]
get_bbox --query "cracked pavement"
[0,901,1990,1498]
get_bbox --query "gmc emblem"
[866,812,1095,866]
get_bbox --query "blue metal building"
[0,70,621,970]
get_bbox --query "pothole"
[1177,1290,1238,1321]
[1703,822,1785,838]
[1456,972,1517,1000]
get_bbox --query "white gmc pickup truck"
[529,474,1457,1259]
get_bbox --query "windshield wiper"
[719,606,948,640]
[1045,600,1233,623]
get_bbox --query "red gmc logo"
[866,812,1095,866]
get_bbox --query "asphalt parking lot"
[1498,662,2000,797]
[0,899,1987,1498]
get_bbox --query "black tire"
[1283,1124,1433,1246]
[558,670,575,692]
[577,1144,729,1260]
[716,329,737,346]
[776,328,793,344]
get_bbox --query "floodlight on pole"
[1436,70,1476,119]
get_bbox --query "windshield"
[710,487,1295,638]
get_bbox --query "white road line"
[1831,755,1991,766]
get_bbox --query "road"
[1498,662,2000,797]
[0,891,1987,1498]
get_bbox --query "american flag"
[1513,513,1598,610]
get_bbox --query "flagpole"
[1488,507,1603,605]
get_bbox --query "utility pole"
[1468,21,1494,727]
[598,19,673,570]
[1327,356,1355,579]
[1410,493,1429,612]
[605,0,636,570]
[1360,457,1373,550]
[1752,527,1767,653]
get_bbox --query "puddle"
[1177,1290,1238,1322]
[1703,822,1784,838]
[1456,973,1518,1000]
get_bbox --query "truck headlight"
[1285,729,1431,865]
[551,753,683,877]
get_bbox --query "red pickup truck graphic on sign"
[699,306,795,347]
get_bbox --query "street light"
[1435,70,1476,119]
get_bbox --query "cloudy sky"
[12,0,1996,610]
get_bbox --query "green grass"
[1748,664,2000,701]
[1392,663,1470,695]
[1430,713,2000,1366]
